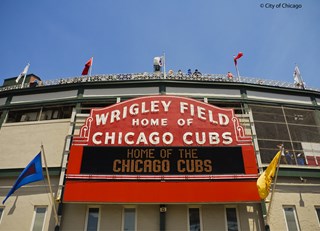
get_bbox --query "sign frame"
[64,96,260,203]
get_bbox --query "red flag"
[234,52,243,66]
[82,57,93,75]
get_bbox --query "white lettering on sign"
[91,131,233,146]
[95,101,230,127]
[131,118,168,127]
[180,102,229,126]
[72,96,254,147]
[181,131,233,145]
[95,100,172,126]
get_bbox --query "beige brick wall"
[0,120,70,168]
[0,177,59,231]
[59,203,264,231]
[268,186,320,231]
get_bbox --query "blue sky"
[1,0,319,88]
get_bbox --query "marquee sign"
[64,96,260,203]
[80,146,245,176]
[72,95,251,146]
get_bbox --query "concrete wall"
[201,204,226,231]
[238,204,263,231]
[166,205,188,231]
[0,119,70,168]
[61,204,160,231]
[60,204,87,231]
[60,204,263,231]
[137,205,159,231]
[0,177,59,231]
[268,184,320,231]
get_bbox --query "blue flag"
[2,152,44,204]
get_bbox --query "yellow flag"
[257,150,281,199]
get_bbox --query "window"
[123,208,136,231]
[225,207,240,231]
[40,106,73,120]
[315,207,320,226]
[250,104,320,167]
[7,108,40,122]
[283,206,300,231]
[0,207,4,223]
[250,105,285,123]
[85,207,100,231]
[6,105,73,123]
[254,122,290,140]
[283,108,318,126]
[189,208,201,231]
[31,207,47,231]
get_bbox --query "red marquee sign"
[64,96,260,203]
[73,95,251,146]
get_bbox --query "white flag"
[153,56,163,66]
[16,63,30,83]
[293,66,300,83]
[293,65,304,88]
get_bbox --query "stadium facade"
[0,72,320,231]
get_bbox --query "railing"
[1,72,319,92]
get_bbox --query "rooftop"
[1,72,319,93]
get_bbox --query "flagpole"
[21,72,27,88]
[295,64,305,89]
[89,57,93,76]
[266,146,283,225]
[163,52,166,79]
[235,63,241,82]
[233,52,243,82]
[40,144,59,226]
[21,63,30,89]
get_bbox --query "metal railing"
[1,72,319,92]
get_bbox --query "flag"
[256,150,281,200]
[153,56,163,67]
[293,65,301,84]
[233,52,243,66]
[2,152,44,204]
[293,65,304,88]
[159,56,164,67]
[82,57,93,75]
[16,63,30,83]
